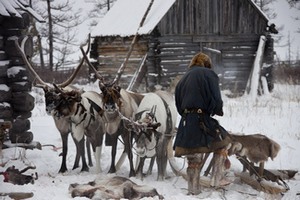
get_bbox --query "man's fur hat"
[189,52,212,68]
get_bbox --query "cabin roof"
[91,0,176,37]
[0,0,45,22]
[91,0,269,38]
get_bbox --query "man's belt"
[183,108,204,114]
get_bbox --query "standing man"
[174,52,230,195]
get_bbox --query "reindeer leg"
[59,133,69,173]
[123,131,135,177]
[156,138,167,181]
[86,137,93,167]
[136,157,146,180]
[259,162,264,177]
[79,137,89,172]
[108,133,118,174]
[147,157,155,176]
[71,134,81,170]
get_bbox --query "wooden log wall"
[0,14,35,143]
[92,36,149,90]
[92,33,264,94]
[149,34,261,94]
[157,0,267,35]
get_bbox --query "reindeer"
[80,48,144,177]
[118,91,189,182]
[132,91,178,181]
[69,175,163,199]
[227,132,281,177]
[51,85,105,173]
[14,37,92,173]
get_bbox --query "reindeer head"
[51,85,82,118]
[134,122,161,158]
[43,86,61,115]
[131,106,162,157]
[15,36,90,117]
[100,83,122,113]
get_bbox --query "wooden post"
[245,35,266,100]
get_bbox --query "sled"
[234,156,294,194]
[235,172,288,194]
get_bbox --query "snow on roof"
[249,0,269,21]
[91,0,176,37]
[0,0,45,22]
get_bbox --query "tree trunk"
[47,0,54,71]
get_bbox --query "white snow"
[0,84,10,92]
[91,0,176,37]
[0,83,299,200]
[7,66,25,78]
[0,102,10,108]
[0,0,22,18]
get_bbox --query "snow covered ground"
[0,82,300,200]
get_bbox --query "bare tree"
[32,0,83,71]
[287,0,300,33]
[253,0,278,19]
[87,0,116,27]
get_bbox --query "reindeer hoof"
[81,166,89,172]
[108,167,116,174]
[129,170,136,177]
[58,168,68,173]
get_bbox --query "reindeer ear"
[75,93,82,102]
[69,91,82,102]
[41,85,49,92]
[150,122,161,130]
[99,83,106,94]
[115,85,121,92]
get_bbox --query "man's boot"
[186,153,203,195]
[210,148,230,187]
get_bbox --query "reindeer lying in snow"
[227,132,281,176]
[69,175,163,199]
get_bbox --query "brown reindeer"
[227,132,281,177]
[80,47,144,177]
[14,36,93,173]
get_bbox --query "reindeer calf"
[228,133,280,176]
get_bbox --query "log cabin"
[90,0,277,95]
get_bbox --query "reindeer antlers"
[15,34,91,88]
[79,46,106,89]
[14,36,49,87]
[112,0,154,85]
[57,34,91,88]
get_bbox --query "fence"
[31,64,91,85]
[273,60,300,84]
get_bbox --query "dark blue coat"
[174,66,224,149]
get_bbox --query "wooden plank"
[193,34,260,43]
